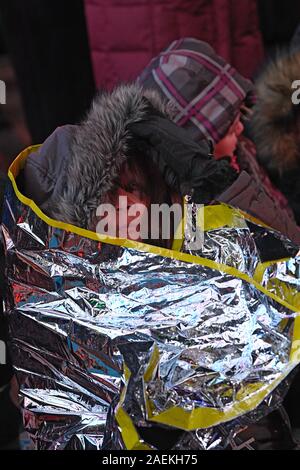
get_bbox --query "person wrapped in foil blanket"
[1,84,300,450]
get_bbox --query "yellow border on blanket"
[7,146,300,314]
[116,318,300,440]
[6,146,300,440]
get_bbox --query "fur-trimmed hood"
[252,50,300,174]
[22,83,300,244]
[57,84,174,228]
[24,83,173,229]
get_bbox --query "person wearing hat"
[137,37,300,244]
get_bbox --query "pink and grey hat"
[138,37,254,144]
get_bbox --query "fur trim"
[54,83,172,228]
[252,50,300,174]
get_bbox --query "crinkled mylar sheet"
[2,178,300,450]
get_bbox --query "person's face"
[98,160,150,241]
[114,187,149,240]
[213,113,244,159]
[97,158,180,245]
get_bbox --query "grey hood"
[24,83,173,229]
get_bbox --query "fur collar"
[252,50,300,175]
[54,83,173,228]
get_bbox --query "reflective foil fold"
[2,151,300,450]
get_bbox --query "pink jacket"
[84,0,264,90]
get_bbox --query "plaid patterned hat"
[138,38,254,144]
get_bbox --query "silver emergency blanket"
[2,176,300,450]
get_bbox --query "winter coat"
[138,38,300,244]
[84,0,264,90]
[22,85,181,230]
[252,48,300,227]
[20,81,300,245]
